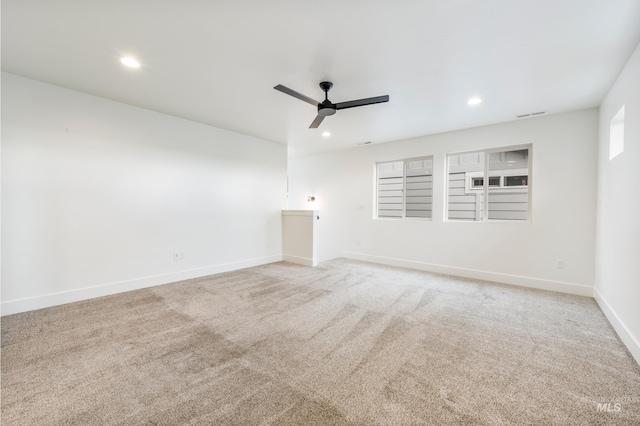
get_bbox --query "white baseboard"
[594,287,640,366]
[283,254,318,267]
[1,254,283,316]
[341,251,593,297]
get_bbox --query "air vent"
[516,111,546,119]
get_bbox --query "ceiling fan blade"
[309,115,325,128]
[335,95,389,110]
[274,84,320,107]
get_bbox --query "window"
[504,175,528,187]
[446,146,531,221]
[609,105,624,160]
[471,176,500,189]
[377,157,433,219]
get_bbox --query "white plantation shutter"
[377,157,433,219]
[377,161,404,218]
[405,159,433,218]
[446,147,530,221]
[447,152,484,221]
[487,149,529,220]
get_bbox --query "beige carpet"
[2,259,639,425]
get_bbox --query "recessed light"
[467,97,482,105]
[120,57,141,68]
[322,131,331,137]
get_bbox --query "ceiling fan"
[274,81,389,128]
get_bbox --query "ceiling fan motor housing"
[318,82,336,116]
[318,101,337,116]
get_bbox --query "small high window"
[609,105,625,160]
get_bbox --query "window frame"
[376,155,434,220]
[446,144,532,223]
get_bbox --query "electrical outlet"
[173,252,180,261]
[180,251,185,260]
[555,258,565,269]
[356,240,361,246]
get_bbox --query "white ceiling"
[2,1,640,157]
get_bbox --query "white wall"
[289,109,599,296]
[595,42,640,364]
[1,73,287,315]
